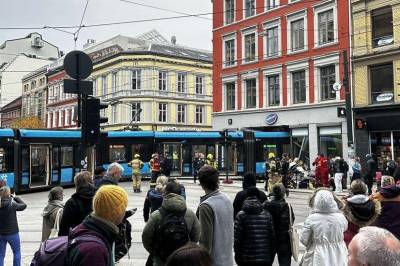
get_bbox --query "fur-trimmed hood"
[343,195,381,227]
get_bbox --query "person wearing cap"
[67,185,128,266]
[128,154,144,193]
[41,187,64,241]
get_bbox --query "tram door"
[30,145,50,188]
[164,143,181,175]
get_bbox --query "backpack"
[30,234,105,266]
[115,218,132,262]
[155,208,189,262]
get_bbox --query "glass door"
[30,145,50,188]
[164,143,182,175]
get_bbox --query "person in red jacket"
[313,153,329,187]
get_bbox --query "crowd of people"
[0,159,399,266]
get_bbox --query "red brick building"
[46,66,77,129]
[0,97,22,128]
[212,0,350,165]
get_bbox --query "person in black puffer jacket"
[59,171,96,236]
[264,184,294,266]
[233,172,267,218]
[234,187,275,266]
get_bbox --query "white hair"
[355,226,400,266]
[107,162,124,178]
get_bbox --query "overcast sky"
[0,0,213,53]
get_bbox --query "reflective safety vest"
[128,159,144,174]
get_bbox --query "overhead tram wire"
[74,0,91,49]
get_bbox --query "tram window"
[192,145,207,156]
[52,148,60,168]
[0,147,13,173]
[21,147,29,171]
[131,144,151,162]
[61,146,73,167]
[109,145,126,162]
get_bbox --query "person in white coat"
[300,188,348,266]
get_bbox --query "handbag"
[49,208,62,239]
[288,204,300,262]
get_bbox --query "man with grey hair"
[95,162,124,188]
[348,226,400,266]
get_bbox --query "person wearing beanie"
[373,184,400,239]
[67,185,128,266]
[233,172,267,218]
[263,184,294,265]
[41,187,64,241]
[142,181,200,266]
[342,180,381,246]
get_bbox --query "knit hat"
[93,185,128,222]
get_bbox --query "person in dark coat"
[234,188,275,266]
[373,185,400,240]
[233,172,267,218]
[59,171,96,236]
[161,153,173,178]
[0,186,26,266]
[365,154,377,195]
[263,184,294,266]
[281,154,290,196]
[41,187,64,241]
[342,180,381,246]
[67,185,128,266]
[93,166,106,188]
[143,175,168,222]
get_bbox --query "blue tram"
[0,128,289,193]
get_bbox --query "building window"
[267,75,280,106]
[177,104,186,123]
[111,72,117,93]
[131,70,141,90]
[318,9,334,45]
[60,110,65,127]
[245,78,257,108]
[320,65,336,101]
[65,109,70,126]
[224,38,236,67]
[195,76,204,94]
[225,82,236,111]
[102,76,107,95]
[319,127,342,158]
[54,112,59,128]
[292,70,306,104]
[225,0,235,24]
[372,8,393,47]
[370,63,394,104]
[266,0,278,10]
[49,113,53,128]
[159,71,167,91]
[244,32,256,62]
[244,0,256,18]
[112,105,118,124]
[131,102,141,122]
[291,18,305,51]
[266,26,279,57]
[195,106,204,124]
[158,103,167,122]
[177,73,186,93]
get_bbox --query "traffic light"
[82,98,108,145]
[219,129,232,145]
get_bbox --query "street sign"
[63,79,93,95]
[63,50,93,80]
[332,82,342,91]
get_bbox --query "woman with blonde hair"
[300,188,348,266]
[0,186,27,266]
[143,175,168,222]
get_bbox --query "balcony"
[100,89,212,102]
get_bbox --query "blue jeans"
[0,233,21,266]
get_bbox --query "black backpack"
[115,218,132,262]
[155,208,189,262]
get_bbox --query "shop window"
[370,132,392,171]
[245,78,257,109]
[370,63,394,104]
[393,132,400,164]
[320,65,336,101]
[225,0,235,24]
[372,8,393,47]
[319,127,342,159]
[292,70,306,104]
[225,82,236,111]
[109,145,126,162]
[291,128,309,168]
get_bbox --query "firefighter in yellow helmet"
[205,153,218,169]
[265,152,282,192]
[128,154,144,193]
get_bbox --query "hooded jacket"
[41,200,64,241]
[374,185,400,239]
[300,190,348,266]
[67,214,119,266]
[342,195,381,246]
[0,196,27,235]
[143,189,164,222]
[59,185,96,236]
[233,186,267,218]
[142,193,200,266]
[234,197,274,265]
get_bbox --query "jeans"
[0,233,21,266]
[334,173,343,193]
